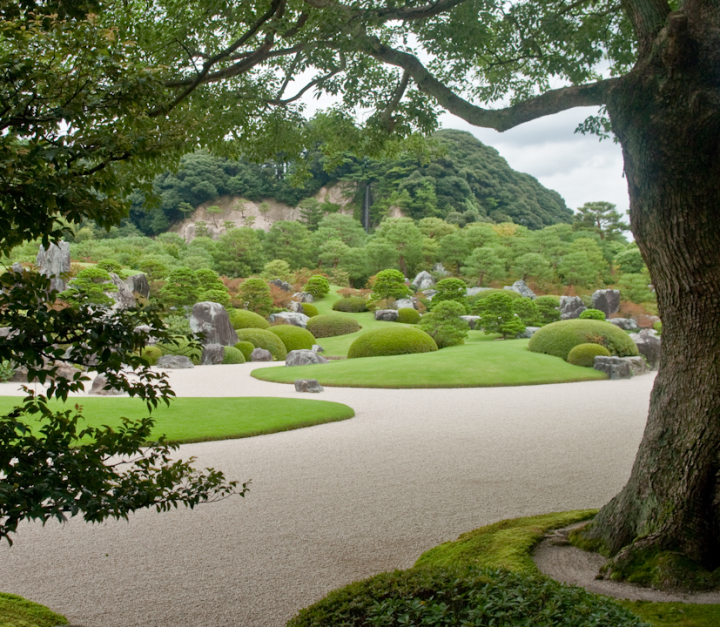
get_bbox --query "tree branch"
[379,69,410,131]
[621,0,671,54]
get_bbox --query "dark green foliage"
[305,275,330,298]
[234,341,255,361]
[0,591,68,627]
[195,268,224,291]
[301,303,319,317]
[221,346,245,364]
[141,345,162,366]
[474,292,525,339]
[370,269,410,301]
[618,273,656,304]
[534,295,562,325]
[229,309,270,330]
[512,298,540,326]
[200,288,231,307]
[469,289,520,311]
[61,266,117,305]
[430,278,469,312]
[269,325,316,352]
[157,337,203,364]
[528,320,640,361]
[213,227,266,278]
[238,278,273,317]
[307,314,361,338]
[614,245,646,274]
[97,259,123,274]
[580,308,606,321]
[347,327,438,358]
[159,267,200,307]
[234,329,287,361]
[332,297,368,313]
[567,343,611,367]
[0,359,15,382]
[418,301,469,348]
[397,307,420,324]
[572,201,629,242]
[263,221,314,270]
[137,255,172,281]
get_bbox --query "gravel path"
[0,365,655,627]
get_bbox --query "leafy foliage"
[238,278,273,317]
[332,297,368,313]
[418,301,469,348]
[371,269,410,301]
[580,308,607,321]
[347,327,438,358]
[304,275,331,298]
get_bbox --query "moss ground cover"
[0,397,354,444]
[0,592,67,627]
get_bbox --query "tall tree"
[573,202,630,242]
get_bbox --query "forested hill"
[127,129,572,236]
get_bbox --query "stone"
[560,296,586,320]
[10,262,24,274]
[268,312,309,328]
[411,270,435,291]
[293,292,314,303]
[312,344,324,353]
[609,317,640,332]
[286,349,329,366]
[35,241,71,292]
[10,360,79,383]
[629,329,662,370]
[107,273,136,310]
[288,301,305,313]
[375,309,399,322]
[201,344,225,365]
[269,279,293,292]
[460,315,481,330]
[126,273,151,299]
[593,356,635,379]
[517,326,541,339]
[133,325,157,345]
[466,287,491,297]
[505,280,536,299]
[394,298,416,310]
[591,289,621,317]
[89,374,125,395]
[156,355,194,369]
[294,379,324,393]
[423,289,437,299]
[189,302,239,346]
[626,356,649,376]
[432,263,451,277]
[250,348,273,362]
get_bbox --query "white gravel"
[0,365,655,627]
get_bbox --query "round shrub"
[157,338,202,364]
[97,259,123,274]
[567,343,611,367]
[468,288,521,308]
[397,307,420,324]
[307,314,361,338]
[140,345,162,366]
[234,328,288,361]
[229,309,270,330]
[200,288,231,307]
[347,327,438,359]
[535,295,561,325]
[221,346,246,364]
[579,308,606,321]
[528,319,639,361]
[304,274,330,298]
[234,341,255,361]
[371,269,410,301]
[418,301,469,348]
[332,297,368,313]
[302,303,319,317]
[269,325,316,352]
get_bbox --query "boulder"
[201,344,225,365]
[375,309,399,322]
[591,289,621,317]
[268,312,309,328]
[433,263,451,277]
[250,348,273,362]
[89,374,124,395]
[294,379,324,393]
[189,302,239,346]
[107,273,136,310]
[133,325,157,345]
[505,280,536,299]
[156,355,194,369]
[126,273,150,299]
[286,349,329,367]
[560,296,586,320]
[466,287,491,297]
[609,317,640,332]
[288,301,305,313]
[411,271,435,291]
[394,298,416,310]
[269,279,293,292]
[312,344,324,353]
[423,289,437,299]
[517,326,540,339]
[629,329,662,370]
[35,241,71,292]
[460,315,481,330]
[10,360,79,383]
[10,262,24,274]
[593,356,646,379]
[293,292,314,303]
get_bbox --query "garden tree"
[61,267,117,306]
[417,217,458,241]
[318,238,350,270]
[238,278,273,317]
[313,214,367,249]
[527,225,573,271]
[474,292,526,340]
[418,301,469,348]
[618,272,657,305]
[159,267,201,307]
[338,247,371,287]
[461,247,506,287]
[535,296,562,326]
[213,227,266,278]
[263,221,314,270]
[436,230,471,272]
[557,251,602,290]
[573,202,630,242]
[614,244,647,274]
[511,298,540,327]
[511,253,553,285]
[370,269,410,301]
[260,259,293,281]
[195,268,225,293]
[429,278,470,312]
[304,275,331,298]
[369,218,424,276]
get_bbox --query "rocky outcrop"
[157,355,194,369]
[433,263,450,277]
[411,271,435,291]
[294,379,324,393]
[394,298,416,310]
[268,312,309,328]
[505,280,536,299]
[312,344,324,353]
[466,287,490,297]
[629,329,661,370]
[591,289,621,317]
[126,274,151,299]
[201,344,225,365]
[609,317,640,332]
[293,292,314,303]
[107,273,136,310]
[286,349,329,367]
[36,241,71,292]
[593,356,647,379]
[189,302,239,346]
[250,348,273,362]
[375,309,399,322]
[269,279,293,292]
[560,296,586,320]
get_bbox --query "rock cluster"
[560,296,586,320]
[189,302,238,346]
[268,312,309,328]
[591,289,620,317]
[375,309,399,322]
[629,329,661,370]
[593,355,647,379]
[35,242,71,292]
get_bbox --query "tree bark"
[584,3,720,571]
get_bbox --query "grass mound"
[348,327,438,359]
[234,328,288,361]
[301,303,319,317]
[0,592,68,627]
[568,342,611,367]
[528,319,639,361]
[306,313,360,338]
[269,325,316,352]
[229,309,270,330]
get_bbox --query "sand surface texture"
[0,365,655,627]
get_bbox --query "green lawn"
[0,592,67,627]
[0,397,355,444]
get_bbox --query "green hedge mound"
[269,325,316,352]
[567,343,611,367]
[140,345,162,365]
[0,591,68,627]
[234,341,255,361]
[301,303,319,317]
[306,314,361,338]
[157,338,202,364]
[235,329,288,361]
[579,308,606,321]
[528,319,639,361]
[229,309,270,330]
[332,297,368,313]
[222,346,246,364]
[347,327,438,359]
[397,307,421,324]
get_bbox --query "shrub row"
[307,314,360,338]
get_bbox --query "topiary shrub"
[269,325,316,352]
[307,314,361,338]
[200,288,231,307]
[468,289,521,308]
[534,295,561,325]
[418,301,468,348]
[430,278,470,312]
[370,269,410,301]
[141,345,162,366]
[332,297,368,313]
[397,307,420,324]
[474,292,526,339]
[229,309,270,330]
[234,341,255,361]
[567,343,611,367]
[302,303,319,317]
[157,338,202,364]
[97,259,123,274]
[304,274,330,298]
[579,308,606,321]
[347,326,438,358]
[222,346,246,364]
[238,278,273,317]
[234,328,288,361]
[528,319,640,361]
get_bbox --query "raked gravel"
[0,364,655,627]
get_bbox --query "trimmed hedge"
[141,345,162,366]
[157,338,202,364]
[234,329,288,361]
[579,308,606,321]
[222,346,246,364]
[567,343,611,367]
[269,325,316,352]
[528,319,639,361]
[229,309,270,330]
[332,297,368,313]
[347,327,438,359]
[397,307,421,324]
[301,303,319,317]
[234,341,255,361]
[307,314,361,338]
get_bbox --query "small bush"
[304,274,330,298]
[234,341,255,361]
[97,259,123,274]
[468,289,520,307]
[370,269,410,301]
[534,295,561,325]
[332,297,368,313]
[222,346,246,364]
[567,343,611,367]
[200,288,231,307]
[580,308,606,321]
[141,345,162,366]
[528,319,640,361]
[238,278,273,317]
[417,301,468,348]
[269,325,316,352]
[397,307,421,324]
[348,327,438,358]
[157,338,202,364]
[307,314,361,338]
[301,303,319,317]
[431,278,469,312]
[234,328,288,361]
[229,309,270,330]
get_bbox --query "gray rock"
[626,356,649,376]
[250,348,273,362]
[107,273,136,310]
[460,315,481,330]
[312,344,324,353]
[89,374,124,395]
[189,302,239,346]
[36,241,71,292]
[560,296,586,320]
[593,356,643,379]
[201,344,225,365]
[293,292,314,303]
[294,379,324,393]
[411,271,435,291]
[609,317,640,332]
[133,325,157,345]
[286,349,329,366]
[10,360,79,383]
[433,263,451,277]
[126,274,150,299]
[394,298,416,310]
[505,280,536,299]
[269,279,293,292]
[423,289,437,299]
[0,327,16,339]
[467,287,491,297]
[591,289,621,317]
[517,326,541,339]
[10,262,24,274]
[375,309,399,322]
[156,355,194,369]
[268,312,309,328]
[629,329,662,370]
[288,301,305,313]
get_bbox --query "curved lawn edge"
[0,591,68,626]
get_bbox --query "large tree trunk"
[584,3,720,572]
